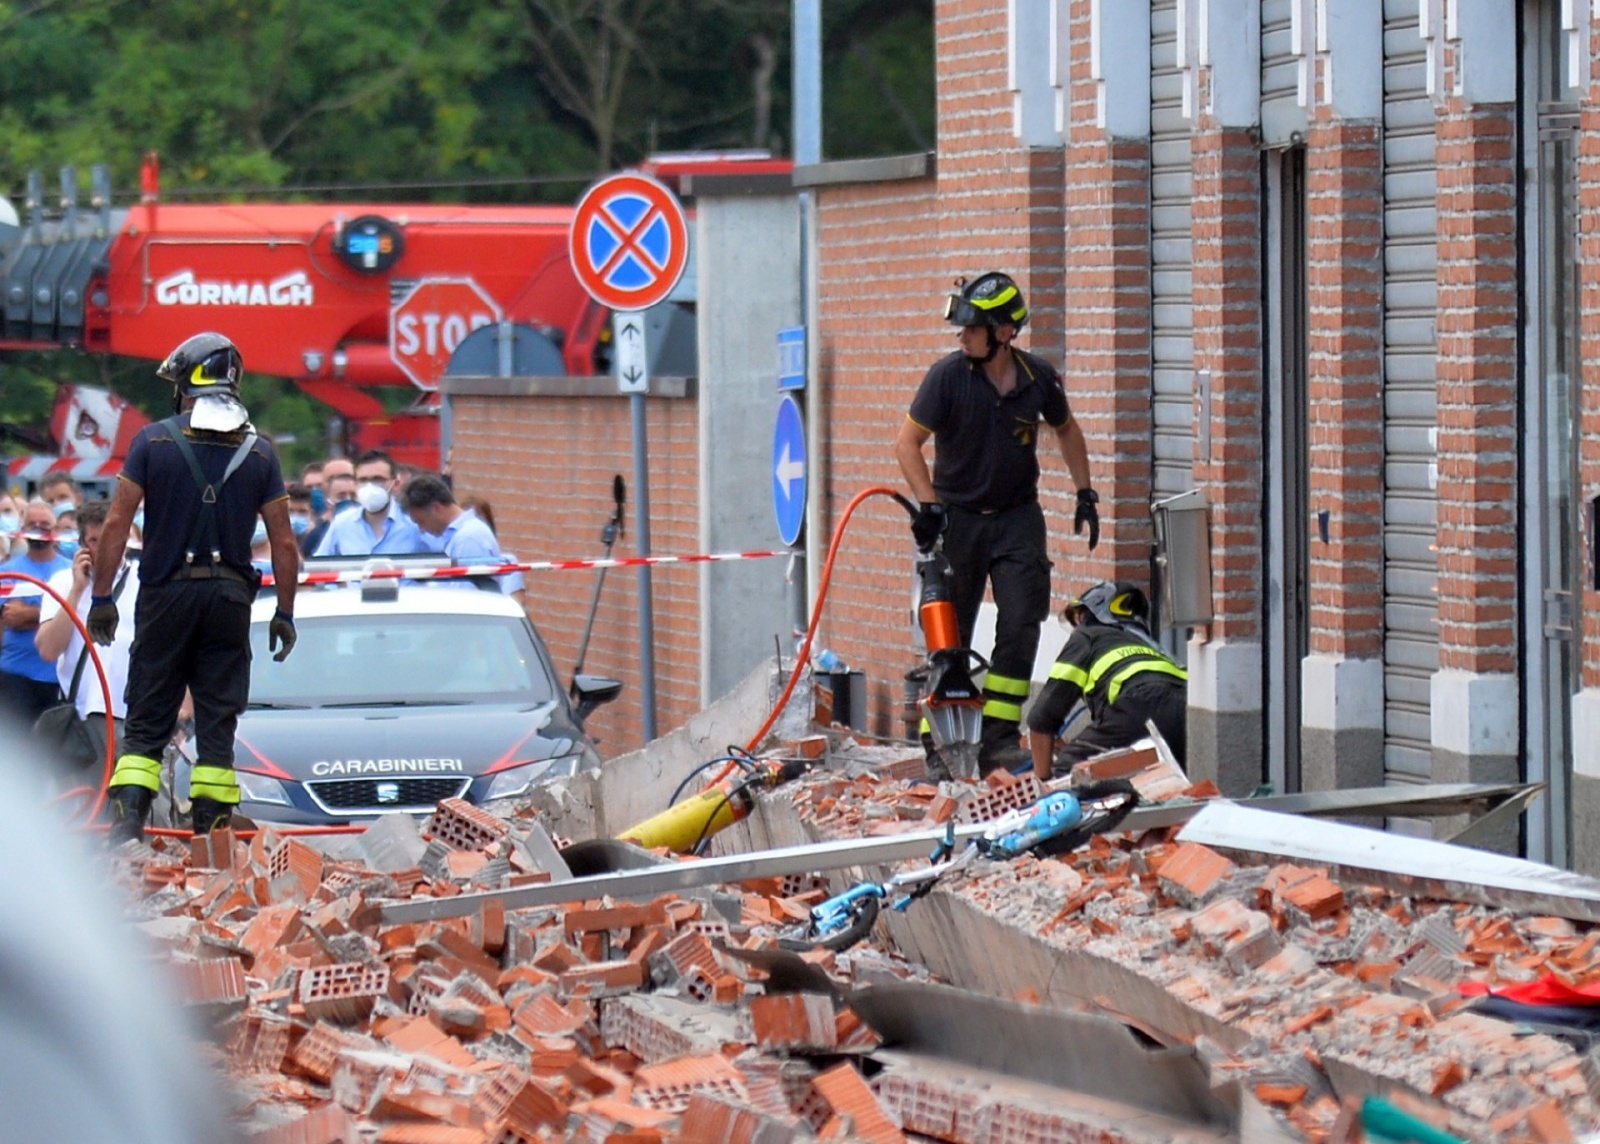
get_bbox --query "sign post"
[569,173,690,743]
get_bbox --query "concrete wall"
[694,192,802,701]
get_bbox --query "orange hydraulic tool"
[891,494,987,779]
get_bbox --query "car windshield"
[249,612,557,709]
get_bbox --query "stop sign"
[389,277,503,388]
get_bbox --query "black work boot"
[977,718,1029,778]
[190,798,234,836]
[107,785,153,846]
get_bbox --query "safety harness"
[162,416,257,567]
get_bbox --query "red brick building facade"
[454,0,1600,871]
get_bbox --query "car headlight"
[236,770,293,806]
[485,755,586,800]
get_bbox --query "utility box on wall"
[1153,490,1215,629]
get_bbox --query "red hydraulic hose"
[1,571,116,825]
[4,572,368,841]
[714,485,911,783]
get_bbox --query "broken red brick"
[1254,1082,1309,1106]
[1525,1100,1576,1143]
[239,902,302,964]
[1282,872,1346,920]
[298,962,391,1024]
[427,797,511,853]
[1431,1058,1467,1097]
[1157,842,1237,906]
[559,958,647,997]
[1281,1004,1334,1036]
[564,901,667,940]
[169,955,248,1009]
[749,991,837,1051]
[633,1053,747,1112]
[805,1062,905,1143]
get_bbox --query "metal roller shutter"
[1381,0,1439,782]
[1260,0,1306,147]
[1150,0,1194,501]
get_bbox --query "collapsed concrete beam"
[848,981,1237,1129]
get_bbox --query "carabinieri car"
[211,575,621,826]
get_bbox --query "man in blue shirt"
[314,449,424,558]
[0,500,73,726]
[401,472,504,586]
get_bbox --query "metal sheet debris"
[1178,801,1600,923]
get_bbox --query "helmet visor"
[944,294,985,327]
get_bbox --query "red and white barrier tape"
[262,548,793,587]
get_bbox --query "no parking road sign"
[570,172,689,313]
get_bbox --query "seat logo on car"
[375,782,402,804]
[311,757,464,776]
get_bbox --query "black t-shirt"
[120,414,287,585]
[907,348,1069,511]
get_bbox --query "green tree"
[0,0,935,452]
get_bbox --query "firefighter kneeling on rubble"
[1026,581,1188,781]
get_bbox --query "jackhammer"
[892,493,987,781]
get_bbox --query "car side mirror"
[571,673,624,724]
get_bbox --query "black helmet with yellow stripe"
[1064,580,1149,628]
[944,272,1028,330]
[157,332,243,399]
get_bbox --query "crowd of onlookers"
[0,453,522,785]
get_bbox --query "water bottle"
[814,648,846,674]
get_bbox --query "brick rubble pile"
[117,734,1600,1143]
[765,741,1600,1142]
[124,794,951,1144]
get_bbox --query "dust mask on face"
[356,483,390,514]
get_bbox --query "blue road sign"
[777,326,805,390]
[772,394,807,546]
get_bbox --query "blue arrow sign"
[772,394,807,546]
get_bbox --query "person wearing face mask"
[285,483,315,541]
[54,509,80,559]
[313,449,424,557]
[299,470,356,558]
[0,500,73,726]
[39,473,82,521]
[0,494,21,561]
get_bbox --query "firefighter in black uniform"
[895,272,1099,774]
[1026,581,1187,780]
[88,333,300,844]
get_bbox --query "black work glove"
[1074,488,1100,551]
[268,609,297,662]
[910,502,948,551]
[87,596,118,645]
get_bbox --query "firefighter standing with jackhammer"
[88,333,300,844]
[894,273,1099,775]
